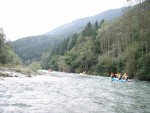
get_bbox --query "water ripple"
[0,73,150,113]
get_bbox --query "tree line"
[0,28,20,65]
[12,35,59,65]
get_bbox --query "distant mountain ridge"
[12,8,123,64]
[47,8,123,37]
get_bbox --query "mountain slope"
[47,8,123,37]
[12,35,59,64]
[12,8,123,64]
[41,0,150,80]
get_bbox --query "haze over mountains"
[12,8,123,64]
[46,8,123,37]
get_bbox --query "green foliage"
[56,39,69,55]
[82,22,94,37]
[15,66,32,74]
[28,62,41,72]
[136,52,150,80]
[41,52,50,69]
[124,42,140,77]
[48,55,59,71]
[41,0,150,81]
[94,21,100,30]
[0,28,20,65]
[65,50,78,72]
[12,35,59,65]
[57,56,71,72]
[67,34,78,50]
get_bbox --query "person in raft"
[116,72,124,80]
[123,73,128,80]
[83,71,86,74]
[110,72,117,78]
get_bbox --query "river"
[0,71,150,113]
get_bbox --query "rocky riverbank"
[0,67,38,78]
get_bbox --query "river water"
[0,71,150,113]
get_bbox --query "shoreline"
[0,67,38,78]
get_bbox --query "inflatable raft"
[111,77,127,82]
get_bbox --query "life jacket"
[123,73,128,80]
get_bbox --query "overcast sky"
[0,0,128,41]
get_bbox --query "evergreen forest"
[41,0,150,81]
[0,28,20,65]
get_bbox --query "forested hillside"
[12,8,122,64]
[0,28,20,65]
[42,0,150,81]
[12,35,59,65]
